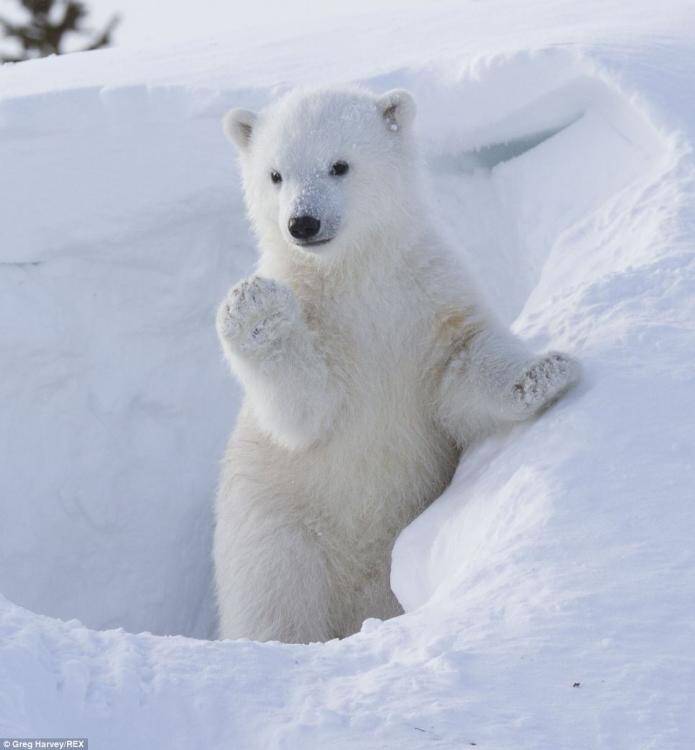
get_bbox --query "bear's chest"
[312,286,437,406]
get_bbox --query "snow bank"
[1,1,694,746]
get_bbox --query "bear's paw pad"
[217,276,299,353]
[512,352,580,414]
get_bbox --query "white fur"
[214,85,580,643]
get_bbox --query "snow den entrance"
[1,50,668,640]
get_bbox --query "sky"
[9,0,435,50]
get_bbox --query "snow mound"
[2,6,695,746]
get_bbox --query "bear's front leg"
[437,324,580,443]
[216,275,342,450]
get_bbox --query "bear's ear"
[376,89,416,133]
[222,108,257,151]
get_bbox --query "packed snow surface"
[1,1,695,747]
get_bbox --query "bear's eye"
[330,161,349,177]
[270,170,282,184]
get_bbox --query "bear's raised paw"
[216,275,300,357]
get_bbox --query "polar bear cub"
[214,85,579,643]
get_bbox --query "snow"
[1,0,695,746]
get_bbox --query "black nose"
[288,215,321,240]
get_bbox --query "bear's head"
[223,86,418,261]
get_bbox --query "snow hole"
[0,49,668,640]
